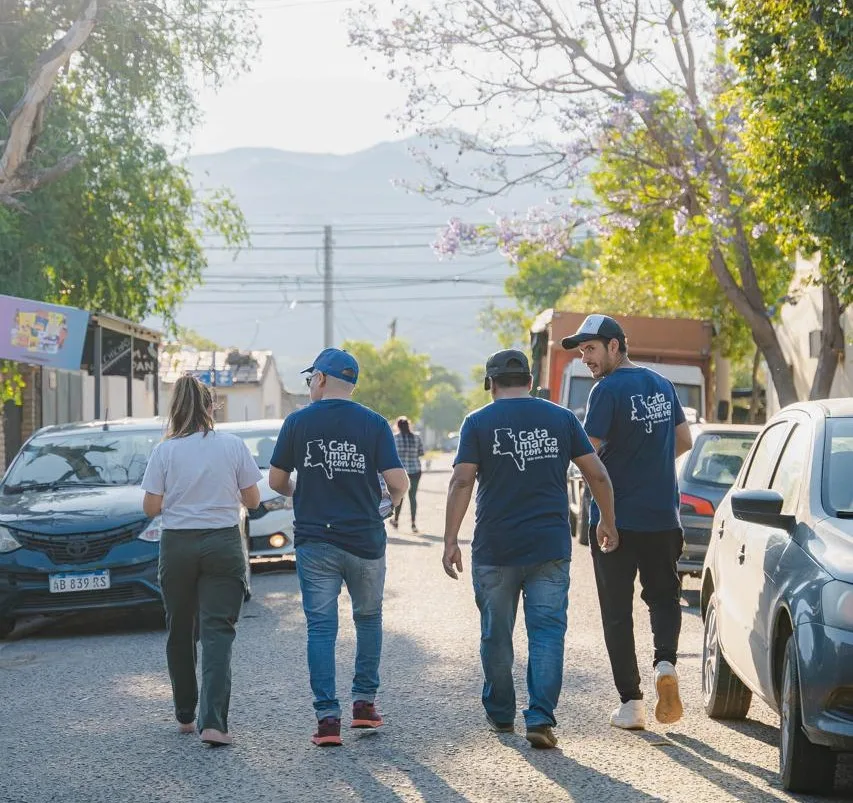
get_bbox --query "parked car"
[677,424,761,578]
[219,420,295,562]
[0,419,252,638]
[700,400,853,794]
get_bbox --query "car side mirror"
[730,489,795,530]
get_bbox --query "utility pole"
[323,225,333,348]
[388,318,397,340]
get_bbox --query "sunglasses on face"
[305,372,322,388]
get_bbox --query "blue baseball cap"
[302,347,359,384]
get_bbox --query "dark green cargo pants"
[159,526,247,733]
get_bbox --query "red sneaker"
[312,716,342,746]
[351,701,384,729]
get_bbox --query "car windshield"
[232,429,279,470]
[686,431,758,488]
[2,429,162,492]
[825,418,853,514]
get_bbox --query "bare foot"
[200,728,233,746]
[178,722,196,735]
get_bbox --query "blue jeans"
[296,541,386,720]
[473,559,570,728]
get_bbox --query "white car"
[219,420,294,562]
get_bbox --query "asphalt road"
[1,455,851,802]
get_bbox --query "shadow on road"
[510,741,667,802]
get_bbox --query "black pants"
[590,525,683,703]
[394,472,421,524]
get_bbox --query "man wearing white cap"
[562,315,693,730]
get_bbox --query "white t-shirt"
[141,431,262,530]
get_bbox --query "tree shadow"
[664,732,778,785]
[509,741,667,801]
[386,537,430,548]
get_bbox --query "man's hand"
[596,521,620,553]
[442,541,463,579]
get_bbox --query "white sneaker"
[654,661,683,724]
[609,699,646,730]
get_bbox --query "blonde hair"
[166,375,215,439]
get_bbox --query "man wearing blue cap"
[269,348,408,746]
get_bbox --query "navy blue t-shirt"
[584,367,686,531]
[454,397,594,566]
[270,399,403,559]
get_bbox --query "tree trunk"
[810,284,845,400]
[0,0,98,204]
[748,347,761,424]
[707,246,799,407]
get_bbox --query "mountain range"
[158,136,570,391]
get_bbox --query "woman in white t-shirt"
[142,375,261,747]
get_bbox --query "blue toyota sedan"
[701,400,853,794]
[0,419,251,637]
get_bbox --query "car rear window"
[825,418,853,514]
[686,432,758,488]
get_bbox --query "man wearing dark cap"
[562,315,693,731]
[269,348,409,747]
[442,349,618,749]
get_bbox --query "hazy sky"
[193,0,407,156]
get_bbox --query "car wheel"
[578,491,590,546]
[780,635,836,793]
[702,593,752,719]
[0,617,16,639]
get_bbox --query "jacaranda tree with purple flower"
[349,0,843,405]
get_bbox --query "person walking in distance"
[561,314,693,730]
[141,375,262,746]
[268,348,409,747]
[442,350,618,749]
[392,416,424,532]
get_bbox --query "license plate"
[49,570,111,593]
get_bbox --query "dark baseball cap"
[484,349,531,390]
[302,347,359,384]
[561,314,626,350]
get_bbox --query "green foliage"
[421,382,467,435]
[165,327,222,353]
[0,362,26,406]
[724,0,853,291]
[0,1,257,327]
[583,111,793,362]
[426,364,464,394]
[506,242,591,310]
[464,366,492,413]
[478,304,532,350]
[342,339,430,421]
[483,241,592,348]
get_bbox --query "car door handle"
[717,522,725,539]
[738,544,746,565]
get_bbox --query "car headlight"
[821,580,853,630]
[138,516,163,543]
[263,495,293,512]
[0,526,21,554]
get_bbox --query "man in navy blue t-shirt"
[562,314,693,731]
[442,349,618,749]
[269,348,408,747]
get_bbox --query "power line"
[181,293,502,305]
[204,243,436,252]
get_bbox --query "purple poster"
[0,294,90,370]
